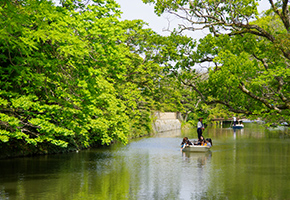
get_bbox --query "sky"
[114,0,203,38]
[114,0,271,39]
[114,0,177,36]
[115,0,177,35]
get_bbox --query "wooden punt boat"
[182,145,211,152]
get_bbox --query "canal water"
[0,122,290,200]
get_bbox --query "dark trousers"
[197,128,203,140]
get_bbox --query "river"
[0,122,290,200]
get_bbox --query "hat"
[198,117,204,120]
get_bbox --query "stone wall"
[153,112,181,133]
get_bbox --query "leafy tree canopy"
[0,0,189,157]
[143,0,290,124]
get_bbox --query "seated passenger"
[199,135,204,141]
[181,137,192,148]
[200,139,207,146]
[187,139,193,145]
[206,138,212,147]
[194,135,204,145]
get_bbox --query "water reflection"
[179,151,213,200]
[154,129,182,138]
[182,151,212,167]
[0,123,290,199]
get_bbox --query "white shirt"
[197,121,203,128]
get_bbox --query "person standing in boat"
[233,116,237,126]
[197,117,205,141]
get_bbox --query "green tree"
[0,0,190,157]
[0,0,132,153]
[143,0,290,124]
[117,21,198,132]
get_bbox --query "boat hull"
[182,145,211,152]
[232,125,244,129]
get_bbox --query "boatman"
[233,116,237,126]
[197,117,205,141]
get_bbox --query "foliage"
[143,0,290,125]
[0,0,184,157]
[0,0,130,153]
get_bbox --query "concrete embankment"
[153,112,181,133]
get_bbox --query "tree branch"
[238,82,281,112]
[269,0,290,32]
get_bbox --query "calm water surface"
[0,123,290,200]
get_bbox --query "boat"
[232,124,244,129]
[182,145,211,152]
